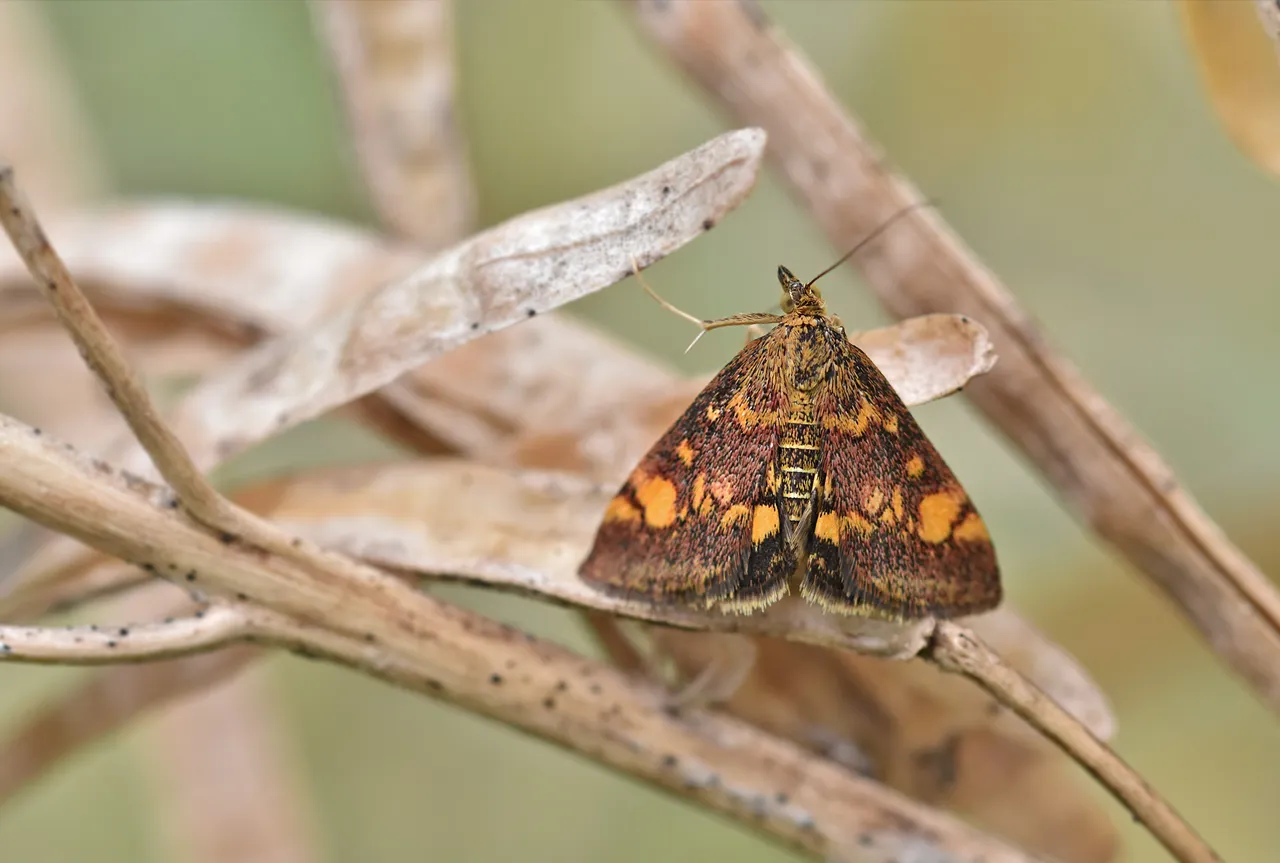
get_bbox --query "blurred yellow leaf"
[1181,0,1280,175]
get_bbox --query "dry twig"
[312,0,475,247]
[926,624,1219,863]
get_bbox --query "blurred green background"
[2,0,1279,861]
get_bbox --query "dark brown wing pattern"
[578,333,798,613]
[803,335,1001,620]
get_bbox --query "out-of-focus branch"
[625,0,1280,715]
[140,657,318,863]
[0,647,260,807]
[313,0,475,248]
[927,624,1220,863]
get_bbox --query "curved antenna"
[804,199,936,288]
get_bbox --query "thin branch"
[0,167,240,535]
[0,603,248,664]
[254,612,1041,863]
[625,0,1280,714]
[139,655,318,863]
[313,0,475,248]
[926,623,1221,863]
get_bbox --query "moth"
[578,243,1001,622]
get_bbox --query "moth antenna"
[804,199,937,289]
[631,254,707,331]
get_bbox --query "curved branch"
[927,623,1220,863]
[0,604,248,664]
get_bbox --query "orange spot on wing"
[891,487,904,520]
[751,505,780,544]
[821,400,881,436]
[814,511,841,543]
[691,474,707,512]
[906,454,925,478]
[705,404,721,421]
[853,401,881,434]
[675,439,696,467]
[954,511,990,542]
[604,496,641,524]
[721,504,751,529]
[918,489,964,543]
[636,476,678,528]
[847,512,875,537]
[883,413,899,433]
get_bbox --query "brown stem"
[926,623,1221,863]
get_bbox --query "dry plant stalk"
[625,0,1280,716]
[0,159,1221,861]
[312,0,475,247]
[139,655,317,863]
[0,152,1052,861]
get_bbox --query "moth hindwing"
[578,265,1000,621]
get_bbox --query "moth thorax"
[786,326,832,392]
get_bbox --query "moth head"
[777,265,824,314]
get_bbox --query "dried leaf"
[163,128,763,472]
[0,314,240,450]
[0,412,1046,862]
[0,201,424,332]
[1181,0,1280,176]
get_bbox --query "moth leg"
[743,323,767,345]
[663,633,758,710]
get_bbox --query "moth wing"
[579,334,797,613]
[804,338,1001,620]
